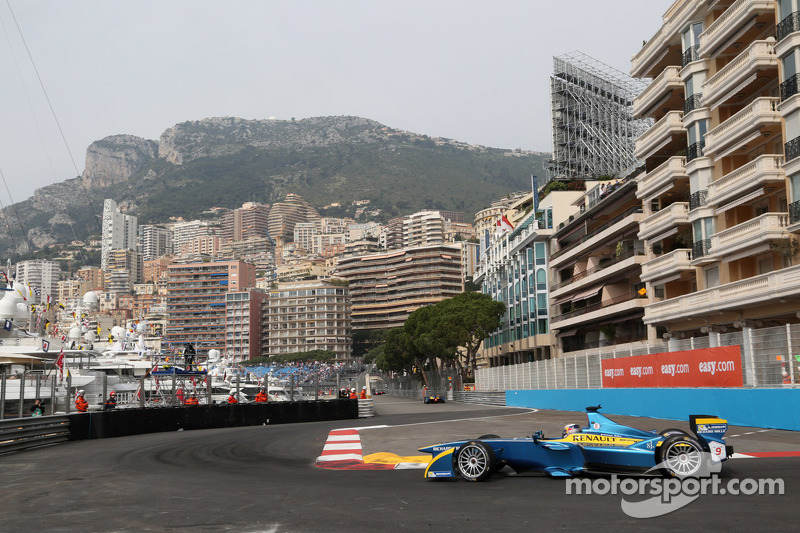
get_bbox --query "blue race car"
[423,393,445,404]
[419,405,733,481]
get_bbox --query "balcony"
[777,10,800,41]
[702,40,777,107]
[686,141,705,162]
[707,155,785,209]
[698,0,775,57]
[781,73,798,101]
[703,97,781,158]
[634,111,685,160]
[682,45,700,68]
[638,202,690,242]
[684,93,703,115]
[644,263,800,325]
[689,189,708,210]
[633,65,683,119]
[709,213,789,259]
[791,200,800,224]
[551,291,648,330]
[636,156,688,200]
[641,249,694,284]
[632,0,705,78]
[786,135,800,162]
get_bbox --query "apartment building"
[267,193,320,244]
[221,202,270,243]
[139,225,173,261]
[549,177,651,354]
[15,259,60,304]
[403,210,445,247]
[101,199,137,270]
[267,279,351,359]
[166,260,256,352]
[631,0,800,340]
[335,244,463,331]
[225,290,267,361]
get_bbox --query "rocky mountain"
[0,115,549,259]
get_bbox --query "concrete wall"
[506,388,800,431]
[69,400,358,440]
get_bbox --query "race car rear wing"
[689,414,728,440]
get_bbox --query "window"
[704,266,720,289]
[681,22,702,51]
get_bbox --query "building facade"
[267,279,351,359]
[101,199,138,270]
[335,244,464,331]
[165,261,256,352]
[139,225,173,261]
[631,0,800,343]
[225,290,267,361]
[15,259,61,304]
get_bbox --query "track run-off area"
[2,395,799,532]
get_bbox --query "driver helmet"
[563,423,582,437]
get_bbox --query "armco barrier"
[68,399,358,440]
[506,388,800,431]
[0,415,71,454]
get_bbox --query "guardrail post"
[18,370,26,418]
[290,375,295,401]
[315,372,319,401]
[35,374,41,400]
[0,373,6,419]
[50,376,56,414]
[139,376,146,408]
[66,374,71,414]
[788,324,795,386]
[102,374,108,407]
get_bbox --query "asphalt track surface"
[2,396,799,532]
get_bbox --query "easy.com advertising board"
[601,346,744,388]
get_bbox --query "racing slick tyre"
[477,434,501,440]
[656,435,705,478]
[455,441,497,482]
[658,428,689,438]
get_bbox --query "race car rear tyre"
[657,435,704,478]
[455,441,497,482]
[658,428,689,438]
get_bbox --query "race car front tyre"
[477,434,501,440]
[657,435,705,478]
[455,441,497,482]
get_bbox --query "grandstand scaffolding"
[549,51,652,181]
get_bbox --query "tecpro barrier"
[68,399,359,441]
[506,388,800,431]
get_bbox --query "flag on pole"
[532,175,539,213]
[42,340,50,353]
[3,319,11,331]
[496,213,514,236]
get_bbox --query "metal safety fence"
[476,324,800,390]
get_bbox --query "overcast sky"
[0,0,669,203]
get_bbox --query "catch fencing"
[476,324,800,391]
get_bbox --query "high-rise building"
[101,199,137,270]
[335,244,463,331]
[226,290,267,361]
[15,259,60,304]
[267,193,321,244]
[549,52,651,181]
[631,1,800,344]
[267,279,351,359]
[381,217,408,250]
[166,261,257,352]
[403,211,445,248]
[221,202,271,242]
[169,220,218,254]
[139,225,173,261]
[104,249,141,294]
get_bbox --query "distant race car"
[419,405,733,481]
[374,390,386,395]
[423,394,445,404]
